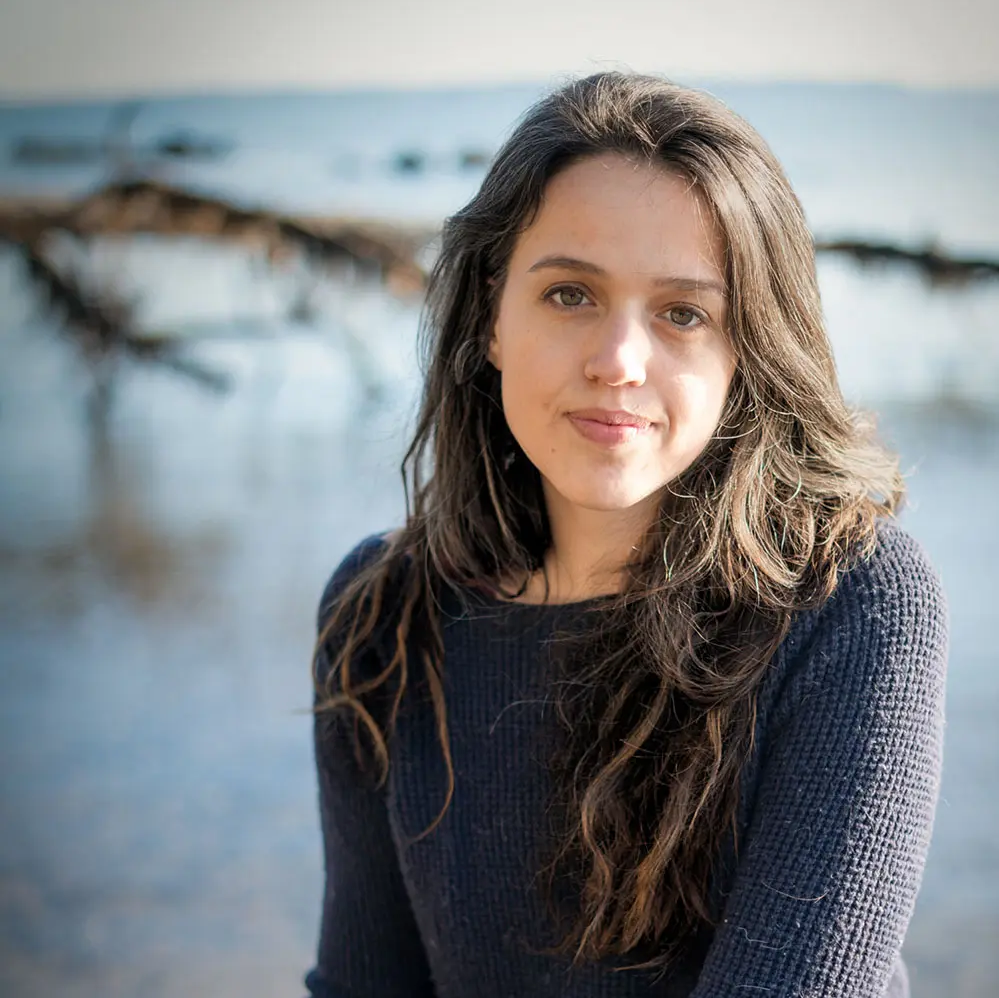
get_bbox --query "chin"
[549,476,664,515]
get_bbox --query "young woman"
[305,72,948,998]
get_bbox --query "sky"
[0,0,997,100]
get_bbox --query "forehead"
[510,152,725,283]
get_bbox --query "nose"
[582,307,651,387]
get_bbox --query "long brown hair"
[314,71,903,969]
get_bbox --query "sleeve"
[689,528,948,998]
[304,536,437,998]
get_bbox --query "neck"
[519,488,656,604]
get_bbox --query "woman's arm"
[305,537,437,998]
[690,526,948,997]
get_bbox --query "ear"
[487,325,502,371]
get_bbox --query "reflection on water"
[0,272,421,996]
[1,277,997,996]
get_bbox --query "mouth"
[566,408,654,445]
[568,408,653,429]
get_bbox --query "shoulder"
[842,518,944,605]
[772,520,949,721]
[313,531,400,693]
[822,519,947,650]
[316,530,399,630]
[787,519,947,654]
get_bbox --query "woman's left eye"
[665,306,703,329]
[545,285,591,309]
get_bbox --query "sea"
[0,82,997,997]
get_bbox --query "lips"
[567,408,654,445]
[568,408,652,429]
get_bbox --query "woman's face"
[488,152,736,526]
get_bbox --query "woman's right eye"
[544,285,591,309]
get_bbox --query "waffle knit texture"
[305,521,947,997]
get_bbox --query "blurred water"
[0,82,998,996]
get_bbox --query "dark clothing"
[306,522,947,997]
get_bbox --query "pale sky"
[1,0,997,100]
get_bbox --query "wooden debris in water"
[814,238,999,288]
[0,179,432,292]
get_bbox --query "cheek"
[500,349,554,433]
[495,325,564,413]
[668,357,734,435]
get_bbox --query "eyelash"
[542,283,707,330]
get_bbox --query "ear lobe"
[487,331,501,371]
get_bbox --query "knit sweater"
[305,521,947,997]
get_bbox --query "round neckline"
[455,582,616,613]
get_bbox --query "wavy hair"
[313,71,903,970]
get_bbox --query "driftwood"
[814,238,999,288]
[0,179,430,291]
[0,179,434,419]
[18,241,232,402]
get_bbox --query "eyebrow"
[526,254,727,297]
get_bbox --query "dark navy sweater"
[305,522,947,997]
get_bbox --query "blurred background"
[0,2,996,996]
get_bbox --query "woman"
[305,72,947,997]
